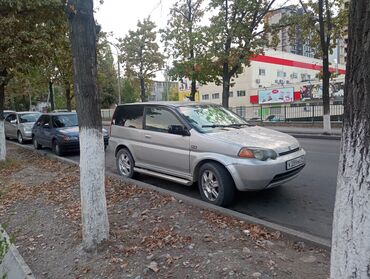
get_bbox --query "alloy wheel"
[201,170,219,201]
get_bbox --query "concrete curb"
[8,141,331,251]
[0,226,36,279]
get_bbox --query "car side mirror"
[43,123,50,128]
[168,125,190,136]
[10,120,17,124]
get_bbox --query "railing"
[102,103,344,123]
[229,103,344,123]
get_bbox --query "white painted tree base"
[79,128,109,250]
[0,121,6,161]
[331,126,370,278]
[323,114,332,135]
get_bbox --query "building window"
[307,74,311,80]
[259,69,266,76]
[202,94,209,100]
[237,90,246,97]
[212,93,220,99]
[291,73,298,79]
[277,71,286,78]
[229,91,233,98]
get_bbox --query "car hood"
[20,122,36,129]
[206,125,300,154]
[57,126,109,137]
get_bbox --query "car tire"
[52,140,64,156]
[33,137,41,149]
[17,131,24,144]
[198,162,236,206]
[116,148,136,178]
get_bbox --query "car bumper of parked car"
[23,131,33,140]
[226,149,306,191]
[60,136,109,152]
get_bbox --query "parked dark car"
[32,112,109,156]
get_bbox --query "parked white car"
[5,111,41,144]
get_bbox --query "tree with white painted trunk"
[66,0,109,250]
[330,0,370,277]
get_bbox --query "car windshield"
[19,113,40,123]
[52,114,78,128]
[177,105,248,133]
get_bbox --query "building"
[148,80,179,101]
[199,49,346,115]
[265,7,315,58]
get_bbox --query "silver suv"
[110,102,306,206]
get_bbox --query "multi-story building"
[199,49,346,109]
[265,7,315,58]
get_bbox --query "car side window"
[5,114,16,122]
[144,107,182,133]
[113,105,144,129]
[35,115,45,126]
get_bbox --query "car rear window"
[113,105,144,129]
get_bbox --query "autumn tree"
[283,0,348,134]
[0,0,65,160]
[162,0,215,100]
[66,0,109,250]
[119,18,165,102]
[330,0,370,277]
[206,0,277,108]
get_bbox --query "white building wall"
[199,49,346,107]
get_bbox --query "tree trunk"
[222,63,230,108]
[140,77,146,102]
[65,82,72,112]
[49,80,54,111]
[66,0,109,251]
[0,79,6,161]
[330,0,370,277]
[322,51,331,134]
[190,80,196,101]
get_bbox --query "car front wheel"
[17,131,24,144]
[198,162,236,206]
[33,137,41,149]
[116,148,136,178]
[52,140,64,156]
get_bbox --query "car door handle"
[144,135,152,139]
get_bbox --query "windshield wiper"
[202,123,250,128]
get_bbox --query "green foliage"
[97,32,118,108]
[118,18,165,102]
[162,0,216,99]
[206,0,277,107]
[0,226,9,265]
[121,78,140,103]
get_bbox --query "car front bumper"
[226,148,306,191]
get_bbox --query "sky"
[93,0,295,80]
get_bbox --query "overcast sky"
[93,0,295,79]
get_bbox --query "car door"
[4,113,17,139]
[40,115,52,147]
[139,106,190,178]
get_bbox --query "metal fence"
[229,103,344,123]
[102,103,344,123]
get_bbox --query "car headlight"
[238,147,277,161]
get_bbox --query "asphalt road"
[15,137,340,241]
[62,137,339,241]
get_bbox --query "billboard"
[300,82,344,102]
[258,87,294,104]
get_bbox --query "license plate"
[286,155,305,170]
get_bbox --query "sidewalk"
[0,144,330,278]
[266,126,342,140]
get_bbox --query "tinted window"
[145,107,182,133]
[36,115,50,126]
[113,105,144,129]
[19,113,40,123]
[5,114,16,122]
[52,114,78,128]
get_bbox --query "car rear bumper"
[226,149,306,191]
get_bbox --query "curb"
[0,226,36,279]
[7,141,331,250]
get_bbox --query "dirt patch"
[0,144,330,278]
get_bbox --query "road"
[60,137,340,241]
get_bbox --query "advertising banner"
[258,87,294,104]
